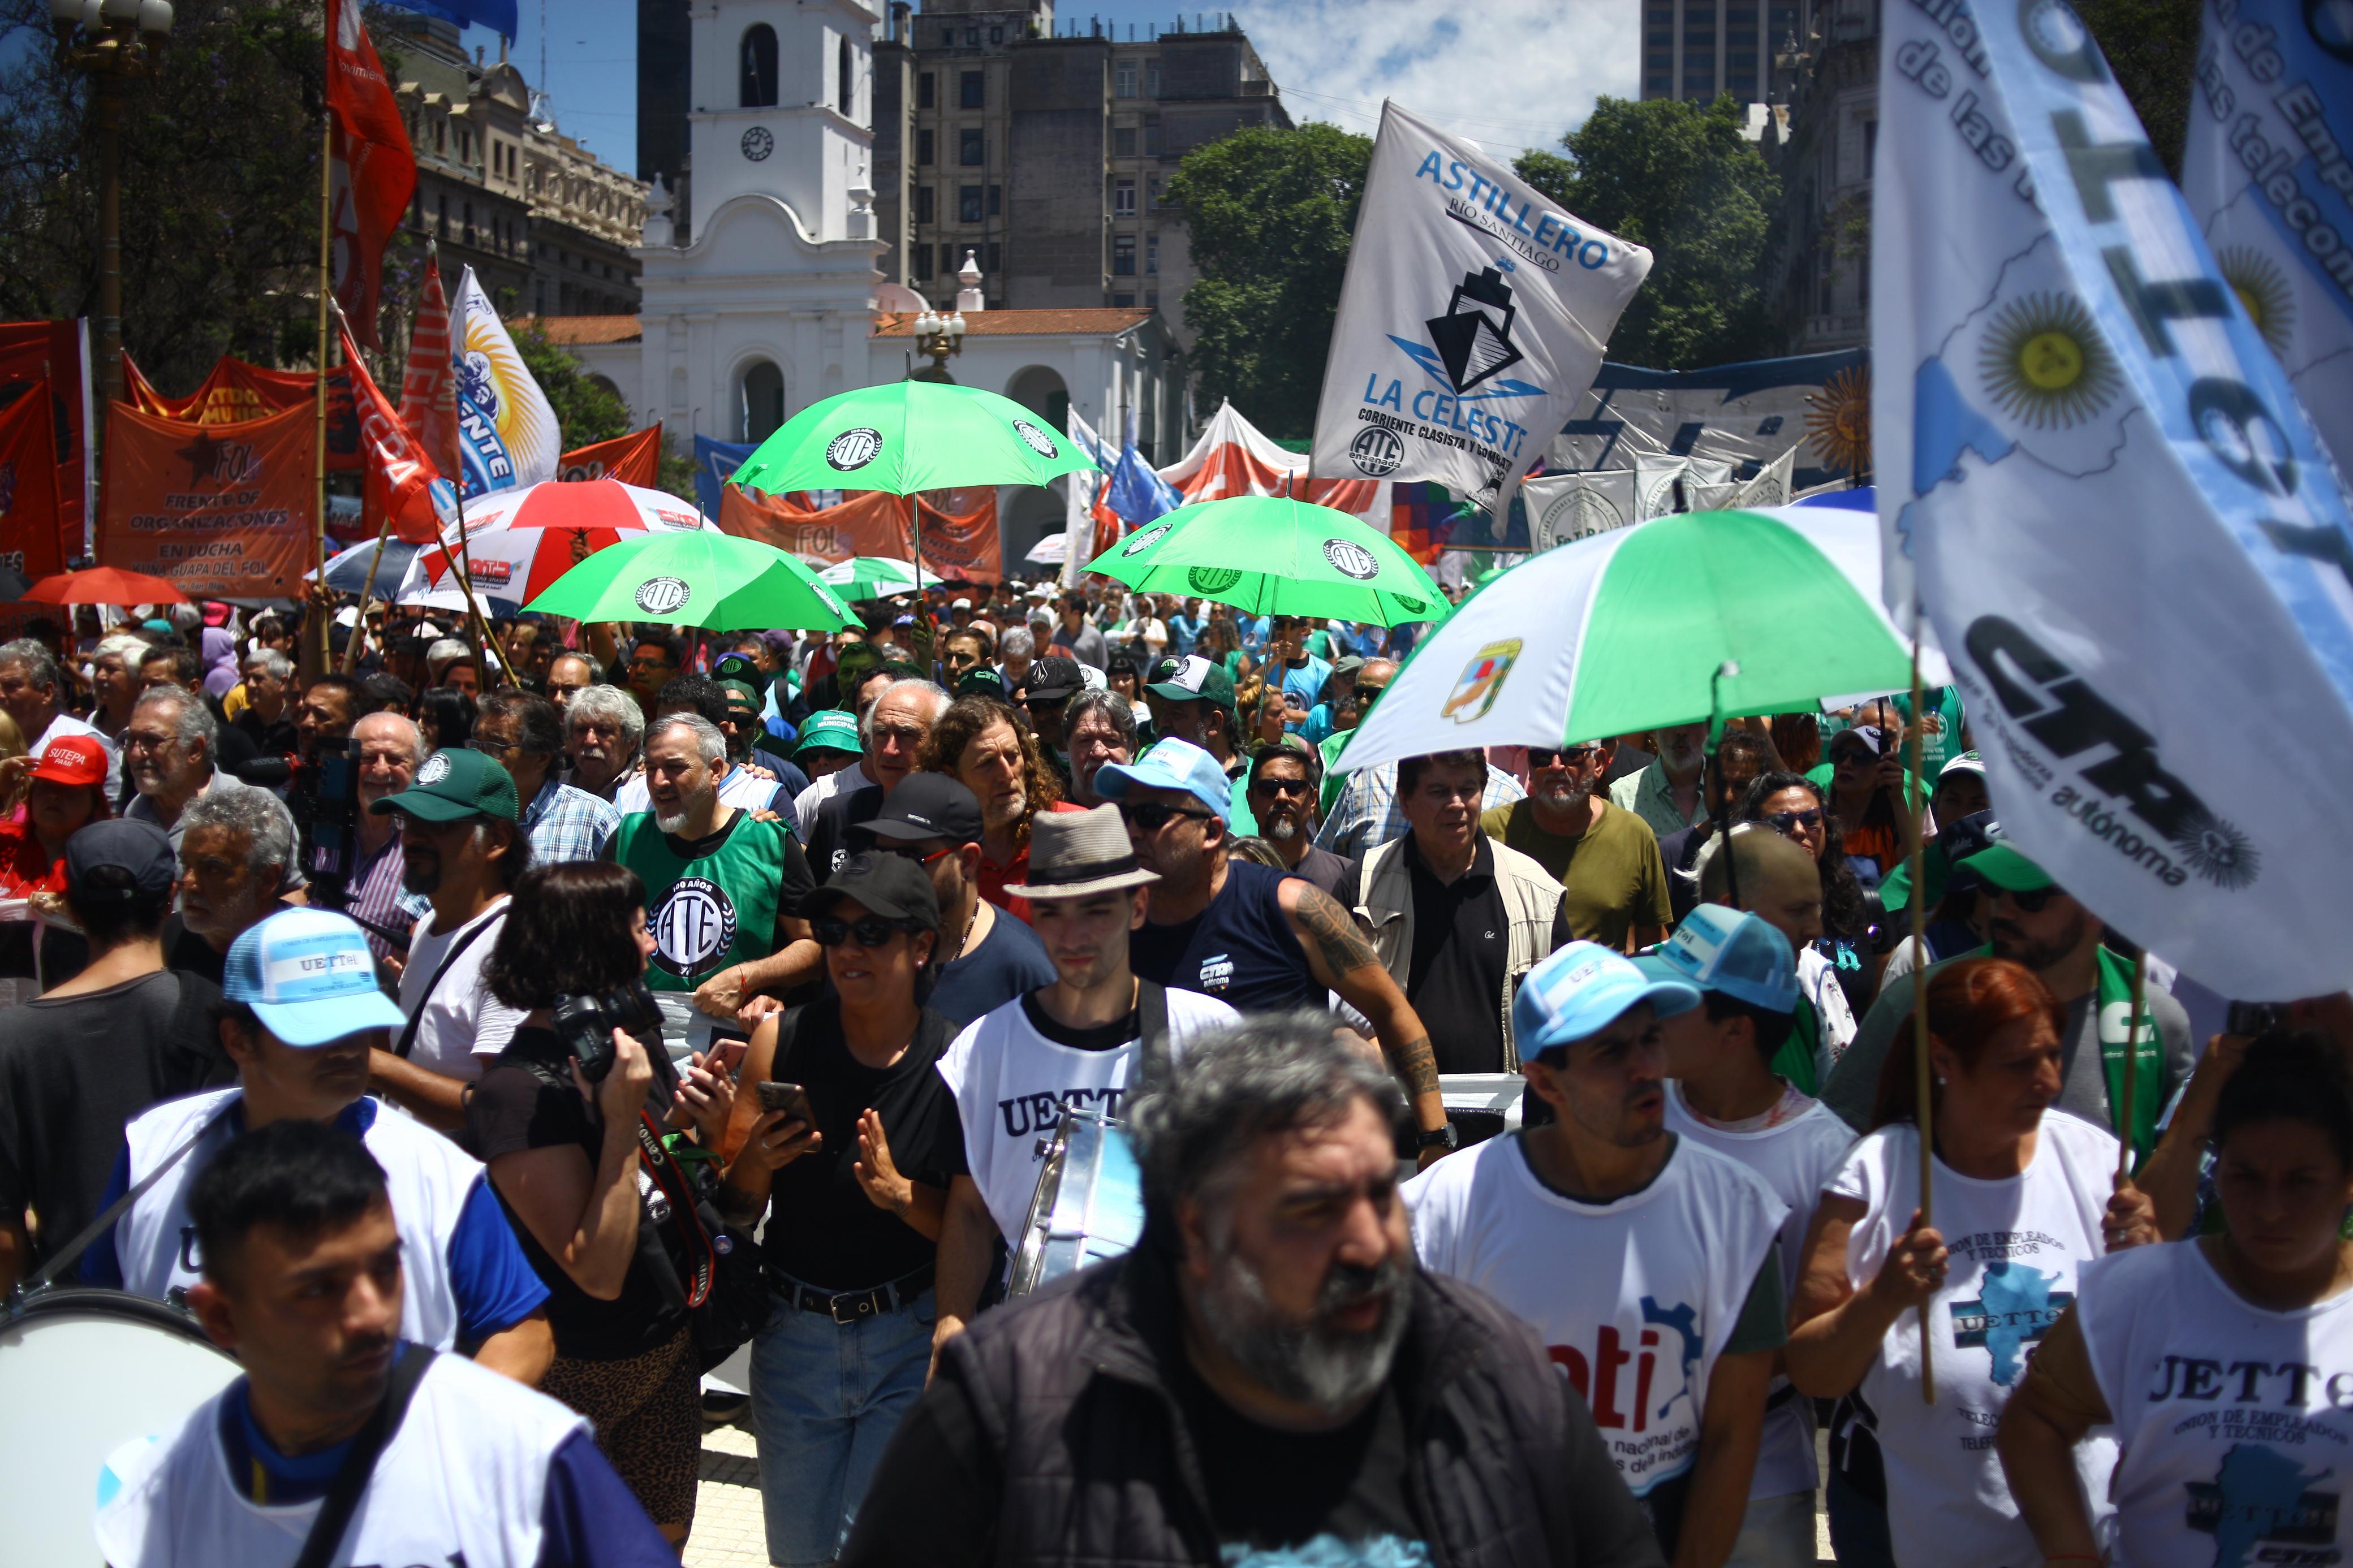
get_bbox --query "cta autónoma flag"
[1874,0,2353,997]
[1311,102,1650,520]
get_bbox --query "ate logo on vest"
[1949,1262,2071,1386]
[649,875,738,978]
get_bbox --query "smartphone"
[755,1081,814,1125]
[2226,1000,2286,1036]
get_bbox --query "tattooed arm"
[1279,879,1450,1152]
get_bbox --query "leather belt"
[774,1262,936,1325]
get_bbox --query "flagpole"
[1906,623,1934,1405]
[2119,952,2147,1182]
[339,520,394,675]
[311,109,334,676]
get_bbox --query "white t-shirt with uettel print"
[2076,1238,2353,1568]
[936,985,1239,1242]
[1664,1082,1856,1500]
[1404,1133,1785,1505]
[1828,1110,2123,1568]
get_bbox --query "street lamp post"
[909,307,966,383]
[50,0,174,440]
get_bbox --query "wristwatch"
[1416,1121,1460,1152]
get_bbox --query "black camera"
[551,979,667,1082]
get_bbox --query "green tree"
[1166,122,1371,440]
[1515,96,1779,370]
[2079,0,2199,176]
[509,322,630,451]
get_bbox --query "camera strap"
[391,914,498,1061]
[631,1110,717,1310]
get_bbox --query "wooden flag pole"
[2119,952,2147,1182]
[338,518,394,675]
[1907,629,1936,1404]
[311,111,335,677]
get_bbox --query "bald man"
[1694,824,1856,1091]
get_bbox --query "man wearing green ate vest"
[611,713,821,1053]
[1820,843,2191,1165]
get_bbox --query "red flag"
[398,249,460,482]
[558,426,663,486]
[325,0,416,351]
[341,318,444,545]
[0,383,65,578]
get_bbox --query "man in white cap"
[1406,939,1787,1568]
[929,803,1240,1366]
[83,906,555,1385]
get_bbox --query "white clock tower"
[629,0,885,445]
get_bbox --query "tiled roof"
[521,315,643,345]
[870,309,1153,338]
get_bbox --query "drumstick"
[2118,951,2146,1183]
[1906,635,1935,1406]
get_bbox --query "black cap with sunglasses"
[796,852,941,939]
[854,773,984,848]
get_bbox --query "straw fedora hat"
[1004,804,1161,901]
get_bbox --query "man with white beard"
[843,1014,1664,1568]
[1481,737,1672,954]
[1243,739,1348,896]
[611,714,821,1052]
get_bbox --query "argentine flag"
[1874,0,2353,996]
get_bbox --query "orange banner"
[0,385,64,578]
[718,485,1002,583]
[559,425,662,486]
[122,351,361,472]
[99,401,316,598]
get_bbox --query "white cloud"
[1230,0,1639,163]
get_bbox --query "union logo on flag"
[1442,639,1520,724]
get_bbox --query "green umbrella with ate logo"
[1084,495,1446,625]
[523,530,856,632]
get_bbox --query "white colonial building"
[551,0,1188,565]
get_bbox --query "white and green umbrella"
[818,556,946,598]
[1335,506,1951,774]
[1084,495,1445,626]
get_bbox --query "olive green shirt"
[1479,797,1671,952]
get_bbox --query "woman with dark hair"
[1818,720,1921,885]
[919,694,1080,923]
[1999,1030,2353,1568]
[719,854,966,1568]
[468,860,730,1547]
[1786,957,2157,1568]
[417,684,476,754]
[1740,769,1880,1013]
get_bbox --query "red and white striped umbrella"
[396,479,714,608]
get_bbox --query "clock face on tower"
[741,126,774,162]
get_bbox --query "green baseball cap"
[1962,841,2055,893]
[1147,654,1236,712]
[370,746,520,823]
[795,710,863,758]
[716,677,761,714]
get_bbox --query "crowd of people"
[0,576,2343,1568]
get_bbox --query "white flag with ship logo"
[1310,102,1652,521]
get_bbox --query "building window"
[435,120,446,154]
[941,244,959,274]
[965,25,979,43]
[989,24,1003,41]
[740,24,779,108]
[960,70,984,108]
[913,245,934,279]
[959,128,983,166]
[1147,233,1158,273]
[1115,61,1137,97]
[987,242,1002,273]
[940,28,952,46]
[535,282,547,314]
[1113,178,1136,215]
[1113,292,1135,307]
[960,184,982,223]
[915,185,934,222]
[917,72,935,109]
[436,192,447,238]
[1143,116,1161,157]
[1113,234,1136,275]
[1114,126,1137,157]
[840,38,855,118]
[987,184,1002,215]
[741,360,786,442]
[1147,62,1160,96]
[1147,174,1161,210]
[917,128,935,165]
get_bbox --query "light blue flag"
[693,435,756,519]
[1102,443,1183,525]
[1874,0,2353,997]
[2180,0,2353,479]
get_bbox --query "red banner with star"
[98,401,317,597]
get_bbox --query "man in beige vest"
[1338,749,1570,1073]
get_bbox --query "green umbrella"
[524,530,856,632]
[818,556,946,599]
[732,381,1097,495]
[1083,495,1446,626]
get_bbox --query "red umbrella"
[20,567,191,605]
[400,478,713,608]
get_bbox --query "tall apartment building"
[1758,0,1878,352]
[1639,0,1813,103]
[387,20,649,317]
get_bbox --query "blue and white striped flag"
[1874,0,2353,996]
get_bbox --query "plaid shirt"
[1314,761,1525,862]
[523,777,620,865]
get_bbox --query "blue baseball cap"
[225,909,407,1047]
[1091,736,1232,823]
[1634,904,1798,1014]
[1514,941,1701,1059]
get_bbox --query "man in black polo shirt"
[1337,749,1571,1074]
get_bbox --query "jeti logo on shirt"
[1546,1297,1704,1435]
[2186,1444,2341,1568]
[1198,953,1235,991]
[649,875,738,978]
[1949,1262,2071,1386]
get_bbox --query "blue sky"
[461,0,1630,175]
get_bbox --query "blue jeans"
[749,1282,935,1567]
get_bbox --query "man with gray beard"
[1480,737,1672,954]
[1243,738,1348,896]
[844,1014,1662,1568]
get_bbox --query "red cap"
[32,736,108,788]
[201,602,234,628]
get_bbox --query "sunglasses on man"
[1526,746,1604,769]
[1120,800,1217,832]
[1993,884,2062,914]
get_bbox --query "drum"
[0,1288,239,1568]
[1006,1109,1145,1297]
